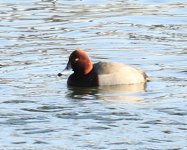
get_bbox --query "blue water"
[0,0,187,149]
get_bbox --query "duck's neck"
[74,62,93,76]
[84,62,93,75]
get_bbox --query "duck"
[58,48,149,87]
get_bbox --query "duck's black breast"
[67,70,99,87]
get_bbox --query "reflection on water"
[67,83,146,102]
[0,0,187,149]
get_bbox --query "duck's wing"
[94,62,148,85]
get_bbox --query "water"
[0,0,187,149]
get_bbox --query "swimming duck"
[58,48,148,87]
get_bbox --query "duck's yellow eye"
[75,58,79,62]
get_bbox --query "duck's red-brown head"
[65,48,93,75]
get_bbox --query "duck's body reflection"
[66,83,146,102]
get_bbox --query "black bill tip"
[57,73,62,77]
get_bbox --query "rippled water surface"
[0,0,187,149]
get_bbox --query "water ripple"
[0,0,187,149]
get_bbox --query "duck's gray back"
[93,62,148,86]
